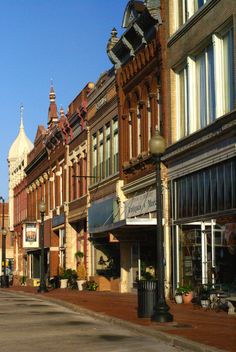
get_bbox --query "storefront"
[88,187,163,292]
[167,130,236,292]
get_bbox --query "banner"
[23,223,39,248]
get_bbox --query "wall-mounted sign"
[125,190,156,218]
[23,223,39,248]
[52,213,65,228]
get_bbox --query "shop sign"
[23,223,39,248]
[125,190,156,218]
[52,213,65,228]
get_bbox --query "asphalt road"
[0,291,186,352]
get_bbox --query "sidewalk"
[3,286,236,352]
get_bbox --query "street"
[0,291,186,352]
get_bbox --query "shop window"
[204,169,211,214]
[174,158,236,220]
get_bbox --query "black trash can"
[0,275,9,288]
[137,280,158,318]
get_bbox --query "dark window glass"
[186,175,192,217]
[232,159,236,208]
[217,165,224,211]
[204,169,211,214]
[192,174,198,216]
[224,161,232,209]
[198,173,204,214]
[211,166,217,212]
[177,181,182,219]
[181,178,187,218]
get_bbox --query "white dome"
[8,116,33,160]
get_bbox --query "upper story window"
[92,134,97,184]
[91,117,119,183]
[98,128,104,178]
[175,0,208,29]
[105,123,111,178]
[175,26,234,140]
[113,117,119,173]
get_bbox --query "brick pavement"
[3,286,236,352]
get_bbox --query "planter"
[77,279,86,291]
[183,291,193,304]
[175,294,183,304]
[60,279,68,289]
[201,299,210,308]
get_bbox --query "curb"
[2,289,226,352]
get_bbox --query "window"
[98,128,104,178]
[176,27,234,140]
[195,44,215,128]
[59,165,63,206]
[105,124,111,177]
[174,158,236,220]
[147,96,152,142]
[92,134,97,183]
[175,0,207,29]
[222,28,234,113]
[137,105,141,155]
[177,65,189,138]
[113,117,119,173]
[128,112,133,159]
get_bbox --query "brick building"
[165,0,236,292]
[87,69,120,291]
[105,0,170,293]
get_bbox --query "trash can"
[0,275,9,288]
[137,280,158,318]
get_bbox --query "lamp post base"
[38,281,48,293]
[151,303,173,323]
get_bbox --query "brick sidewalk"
[4,286,236,352]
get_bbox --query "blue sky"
[0,0,128,199]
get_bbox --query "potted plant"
[199,286,210,308]
[83,280,99,291]
[59,267,70,288]
[75,251,84,261]
[77,263,87,291]
[178,284,193,304]
[174,286,183,304]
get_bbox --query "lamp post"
[38,200,48,293]
[149,129,173,323]
[0,196,8,288]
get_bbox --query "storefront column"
[120,241,132,293]
[65,222,77,270]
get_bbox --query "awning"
[89,217,157,235]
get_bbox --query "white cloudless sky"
[0,0,128,199]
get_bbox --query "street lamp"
[0,196,8,288]
[38,200,48,293]
[149,128,173,323]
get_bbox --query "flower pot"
[201,299,210,308]
[175,294,183,304]
[183,291,193,304]
[77,279,86,291]
[60,279,68,289]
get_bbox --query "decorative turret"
[48,82,58,128]
[8,105,33,231]
[107,28,120,67]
